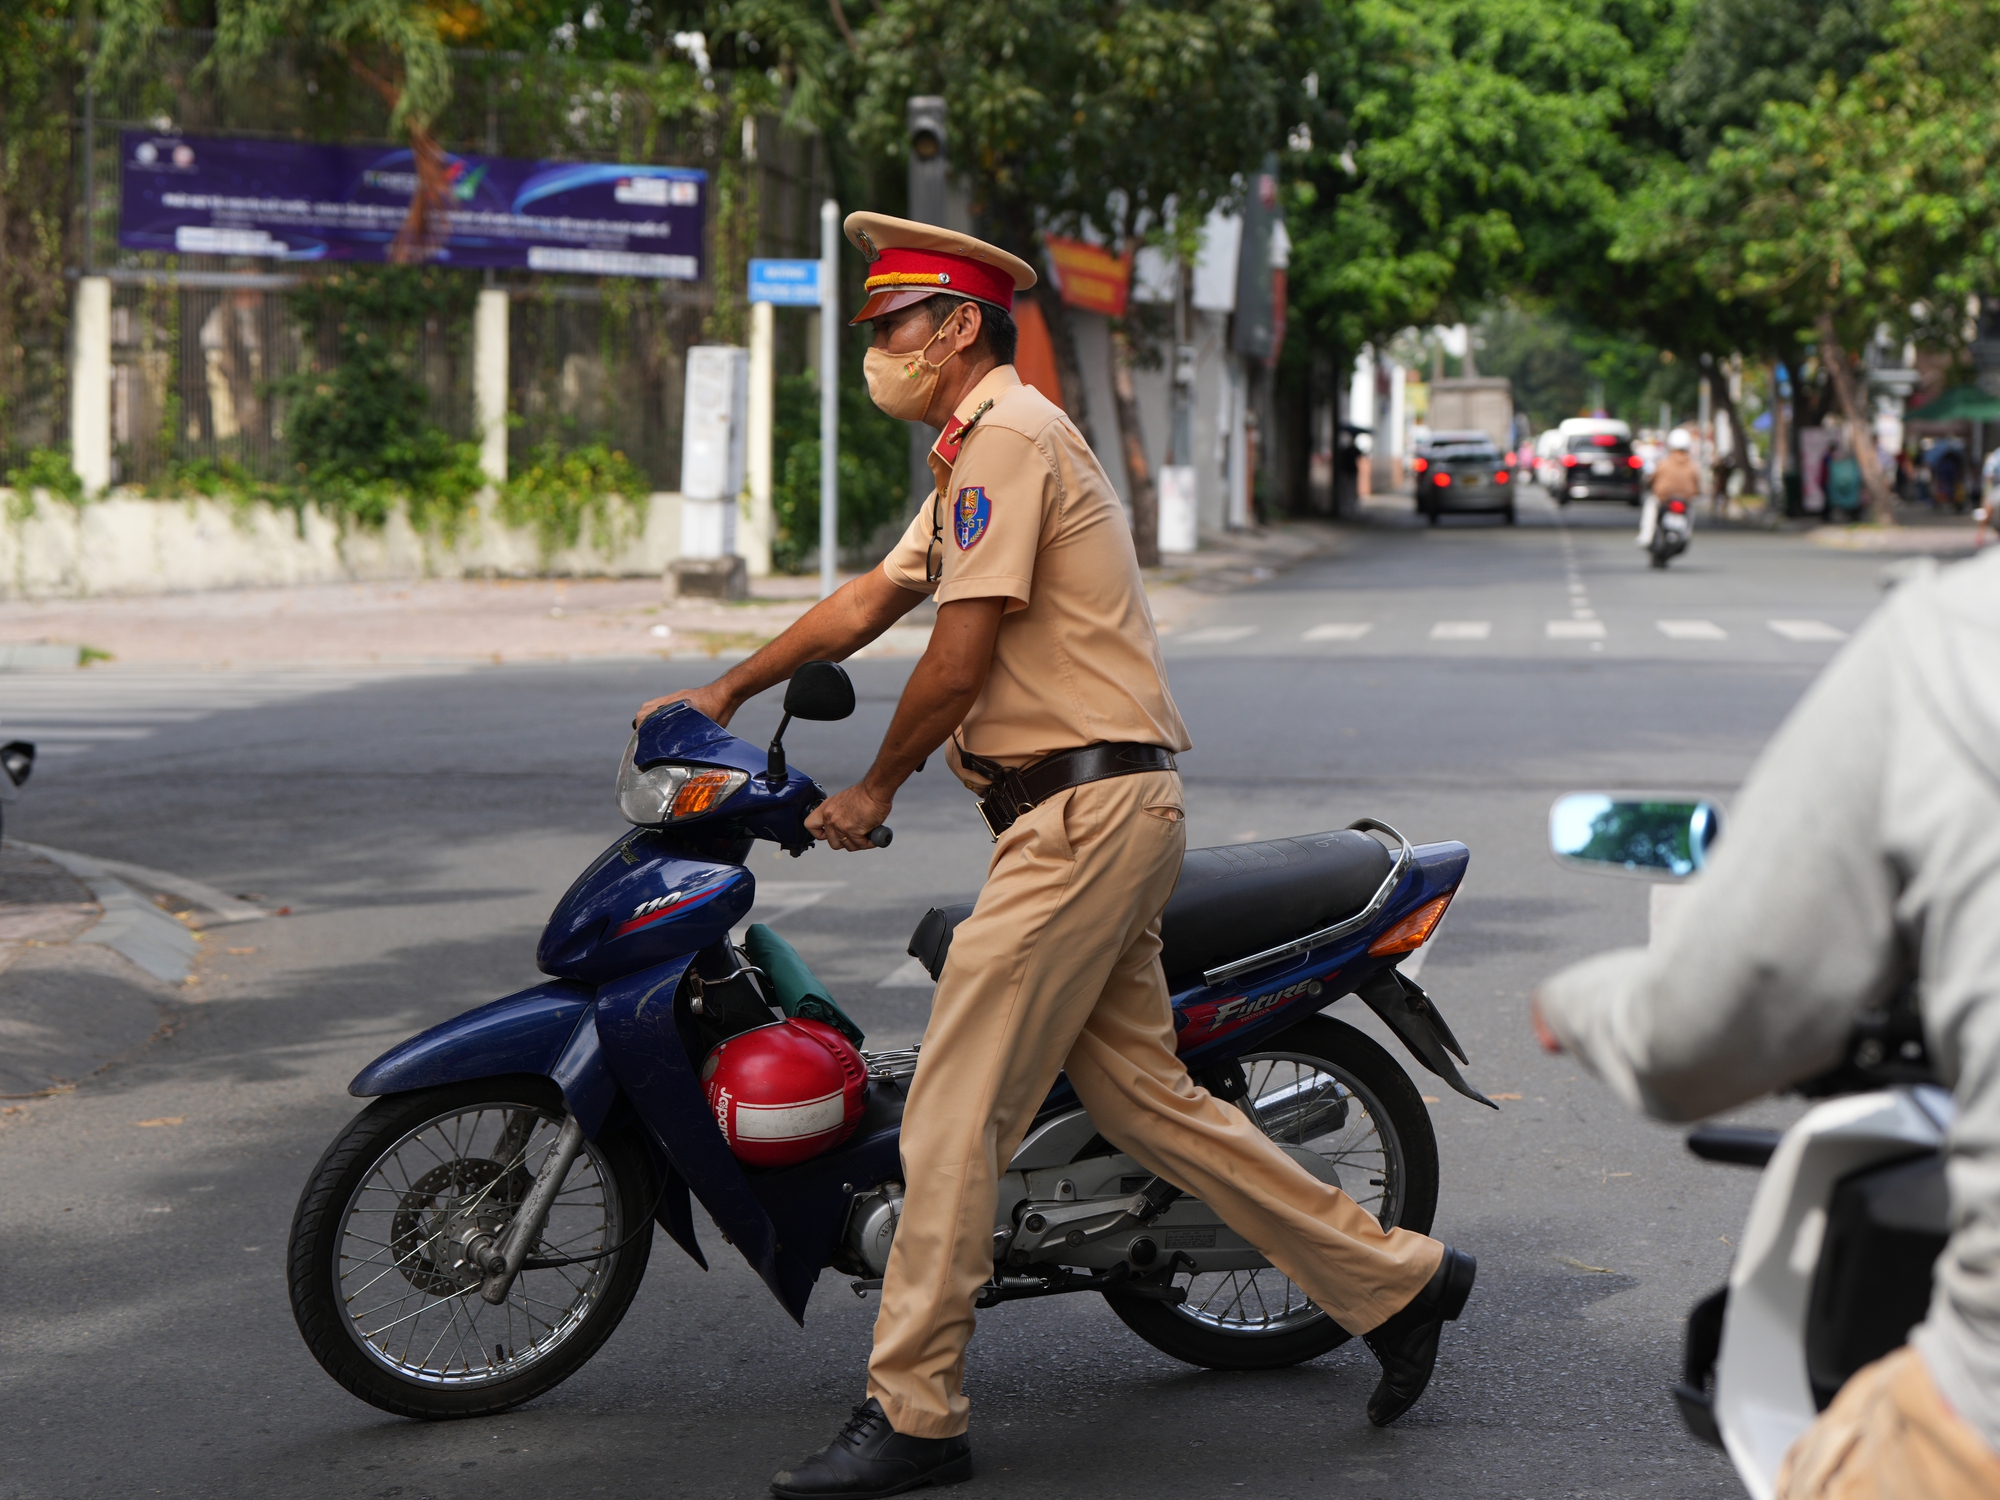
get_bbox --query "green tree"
[1615,0,2000,519]
[849,0,1319,561]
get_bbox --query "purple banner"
[119,132,706,279]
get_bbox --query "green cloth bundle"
[742,923,866,1048]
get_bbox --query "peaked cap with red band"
[844,211,1037,325]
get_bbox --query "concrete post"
[474,288,509,485]
[743,298,774,576]
[69,277,113,497]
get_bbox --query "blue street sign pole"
[818,206,840,600]
[746,253,834,590]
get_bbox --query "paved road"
[2,489,1901,1499]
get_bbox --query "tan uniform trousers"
[865,769,1444,1438]
[1776,1346,2000,1500]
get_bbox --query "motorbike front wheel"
[1105,1015,1439,1371]
[288,1076,653,1419]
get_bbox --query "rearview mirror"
[783,661,856,722]
[1549,794,1722,878]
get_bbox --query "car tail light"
[1368,893,1454,956]
[1628,455,1644,469]
[1412,457,1428,473]
[1592,434,1617,446]
[1494,470,1510,484]
[1667,499,1687,513]
[1434,473,1452,487]
[1562,455,1578,468]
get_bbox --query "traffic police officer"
[638,214,1474,1499]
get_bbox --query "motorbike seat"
[906,828,1394,991]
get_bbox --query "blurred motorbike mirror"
[783,661,856,722]
[1549,793,1721,879]
[1,740,34,789]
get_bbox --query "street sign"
[748,258,823,306]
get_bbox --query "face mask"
[864,316,961,421]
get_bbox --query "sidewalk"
[0,524,1340,669]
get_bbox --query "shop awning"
[1907,384,2000,423]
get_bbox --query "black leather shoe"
[770,1399,972,1499]
[1363,1246,1476,1426]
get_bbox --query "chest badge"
[955,486,991,550]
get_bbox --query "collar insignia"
[933,399,994,468]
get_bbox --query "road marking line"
[1175,625,1260,644]
[1768,619,1848,643]
[1547,620,1607,639]
[1430,621,1492,641]
[1301,623,1372,641]
[1657,620,1727,640]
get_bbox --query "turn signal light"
[1367,894,1453,956]
[672,769,745,817]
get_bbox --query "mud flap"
[1353,970,1497,1109]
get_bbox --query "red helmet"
[701,1018,867,1168]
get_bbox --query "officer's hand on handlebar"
[806,783,893,853]
[635,682,734,729]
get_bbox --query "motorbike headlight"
[615,738,749,827]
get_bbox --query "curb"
[16,843,272,985]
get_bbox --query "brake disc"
[389,1159,531,1295]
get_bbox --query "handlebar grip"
[868,826,894,849]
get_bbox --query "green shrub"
[769,363,913,574]
[3,447,85,511]
[499,440,649,561]
[278,267,482,533]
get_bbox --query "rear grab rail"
[1200,818,1414,988]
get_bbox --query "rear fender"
[1352,968,1496,1109]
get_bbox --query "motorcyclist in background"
[1636,428,1702,549]
[1530,550,2000,1497]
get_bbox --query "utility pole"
[904,97,948,508]
[820,199,840,600]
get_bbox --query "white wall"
[0,488,683,601]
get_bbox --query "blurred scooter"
[1548,793,1948,1500]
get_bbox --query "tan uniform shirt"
[880,365,1190,785]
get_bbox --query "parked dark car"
[1552,432,1644,505]
[1414,431,1516,525]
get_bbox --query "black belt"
[958,741,1179,840]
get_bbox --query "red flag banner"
[1044,236,1134,317]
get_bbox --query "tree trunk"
[1033,279,1094,450]
[1705,360,1756,497]
[348,58,452,264]
[1108,322,1159,566]
[1815,313,1896,524]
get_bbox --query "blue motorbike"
[288,662,1490,1419]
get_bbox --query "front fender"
[349,980,603,1120]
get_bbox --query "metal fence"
[4,30,830,492]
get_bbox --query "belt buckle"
[976,794,1012,841]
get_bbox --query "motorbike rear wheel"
[1104,1015,1438,1371]
[288,1076,653,1419]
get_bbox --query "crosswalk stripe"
[1767,619,1847,643]
[1174,625,1260,644]
[0,667,460,761]
[1301,623,1372,641]
[1546,620,1606,639]
[1657,620,1727,640]
[1430,621,1492,640]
